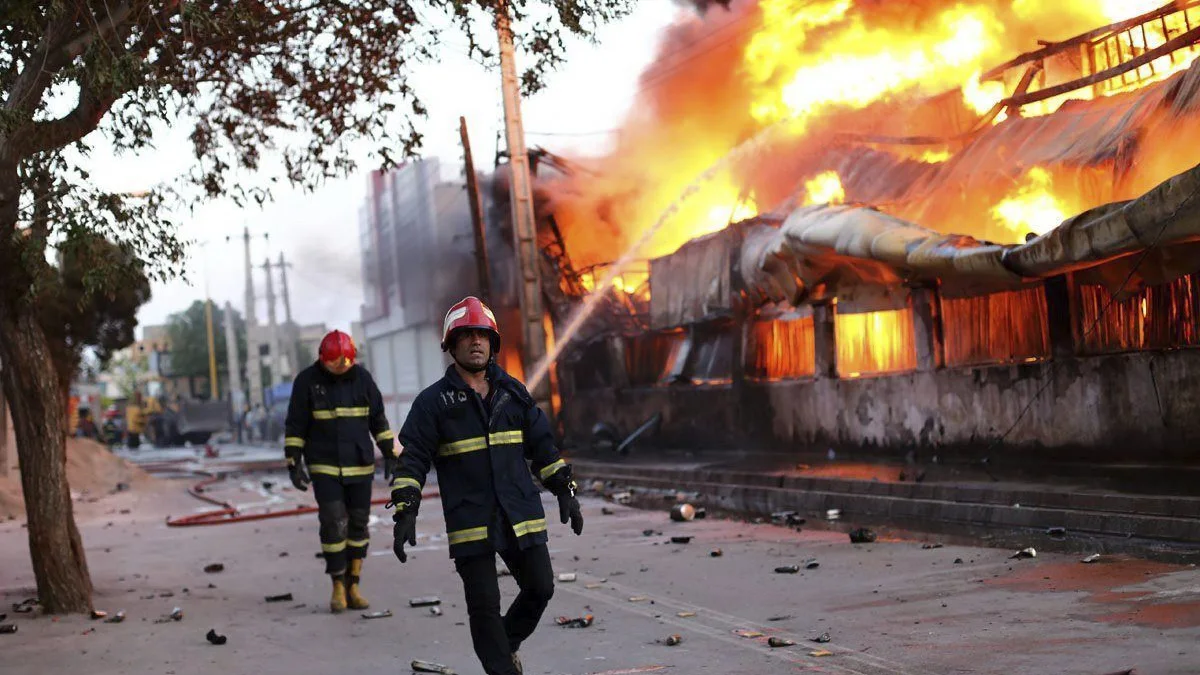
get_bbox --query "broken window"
[624,330,686,387]
[835,307,917,378]
[685,325,733,385]
[942,286,1051,368]
[1080,272,1200,354]
[747,313,816,381]
[569,339,613,391]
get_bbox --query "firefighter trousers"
[455,542,555,675]
[313,477,372,576]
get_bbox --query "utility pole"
[223,300,243,410]
[262,258,283,385]
[240,227,264,408]
[495,0,550,407]
[460,116,492,303]
[204,300,219,400]
[277,252,300,376]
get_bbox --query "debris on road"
[1,624,17,635]
[601,507,615,515]
[1010,548,1037,560]
[804,558,820,569]
[775,565,800,574]
[557,573,577,583]
[921,543,944,550]
[1082,554,1102,564]
[90,610,107,620]
[671,504,697,522]
[611,492,633,505]
[12,598,37,614]
[768,637,796,648]
[206,629,227,645]
[825,509,840,521]
[767,615,793,622]
[661,634,683,646]
[629,596,648,602]
[104,611,126,624]
[849,528,877,544]
[642,529,660,537]
[809,649,833,657]
[954,558,964,564]
[155,607,184,624]
[677,611,696,618]
[362,610,393,619]
[736,630,764,638]
[710,548,723,557]
[410,597,442,607]
[411,659,456,674]
[429,606,443,617]
[264,593,293,603]
[585,583,604,589]
[1046,527,1067,538]
[771,511,798,524]
[811,632,831,643]
[556,614,594,628]
[670,536,693,544]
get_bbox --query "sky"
[85,3,683,338]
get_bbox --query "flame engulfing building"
[530,1,1200,461]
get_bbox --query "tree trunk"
[0,306,93,614]
[0,365,9,478]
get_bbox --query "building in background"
[357,158,482,426]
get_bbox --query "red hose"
[165,472,437,527]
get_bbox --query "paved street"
[1,469,1199,674]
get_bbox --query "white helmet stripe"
[444,306,468,339]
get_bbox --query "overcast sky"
[89,3,681,337]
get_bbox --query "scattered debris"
[809,649,833,657]
[768,637,796,648]
[264,593,293,603]
[811,632,831,643]
[804,558,820,569]
[767,615,793,622]
[556,614,594,628]
[1046,527,1067,538]
[557,573,577,583]
[155,607,184,623]
[362,610,393,619]
[775,565,800,574]
[104,611,126,624]
[771,511,798,524]
[278,552,289,558]
[677,611,696,618]
[670,536,692,545]
[12,598,37,614]
[661,634,683,646]
[1081,554,1102,564]
[849,528,877,544]
[954,558,964,565]
[261,480,276,491]
[642,529,659,537]
[710,549,723,557]
[429,606,443,616]
[206,629,227,645]
[601,507,615,515]
[411,659,456,674]
[1010,548,1037,560]
[90,610,107,620]
[115,482,130,492]
[921,543,944,549]
[671,504,697,522]
[825,509,840,521]
[0,624,17,635]
[611,492,633,505]
[409,597,441,607]
[159,592,175,598]
[629,596,648,602]
[735,630,764,638]
[585,583,604,589]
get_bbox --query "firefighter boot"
[346,559,369,610]
[330,575,348,614]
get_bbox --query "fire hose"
[165,470,438,527]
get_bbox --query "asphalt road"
[1,470,1198,674]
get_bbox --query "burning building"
[521,0,1200,461]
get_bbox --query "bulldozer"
[142,396,231,447]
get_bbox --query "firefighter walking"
[284,329,398,614]
[390,297,584,675]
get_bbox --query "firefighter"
[125,392,146,449]
[283,329,397,614]
[390,296,584,675]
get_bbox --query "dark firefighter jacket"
[394,363,571,559]
[284,363,395,482]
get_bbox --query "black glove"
[287,457,310,492]
[390,488,420,563]
[557,481,584,536]
[383,455,399,482]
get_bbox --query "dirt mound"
[1,409,151,520]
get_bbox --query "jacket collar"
[444,362,532,406]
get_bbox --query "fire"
[919,149,951,164]
[835,307,917,376]
[804,171,844,205]
[991,168,1068,237]
[962,70,1006,116]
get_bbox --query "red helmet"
[442,296,500,352]
[319,330,357,365]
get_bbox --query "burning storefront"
[523,1,1200,461]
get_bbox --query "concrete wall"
[564,350,1200,462]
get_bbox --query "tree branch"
[19,81,118,157]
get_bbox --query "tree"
[164,300,247,396]
[0,0,633,613]
[105,350,149,400]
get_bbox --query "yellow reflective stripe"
[375,429,394,442]
[346,539,369,548]
[312,407,371,420]
[322,540,347,553]
[539,459,566,481]
[447,526,489,545]
[488,430,524,445]
[439,436,487,457]
[512,518,546,538]
[309,464,374,477]
[284,437,305,448]
[392,477,421,491]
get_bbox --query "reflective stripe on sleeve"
[321,540,348,553]
[375,429,394,442]
[391,477,421,491]
[284,437,305,448]
[438,436,487,457]
[512,518,547,538]
[539,459,566,481]
[447,526,489,546]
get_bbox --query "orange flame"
[835,307,917,377]
[991,168,1069,237]
[804,171,845,205]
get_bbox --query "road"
[1,465,1198,674]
